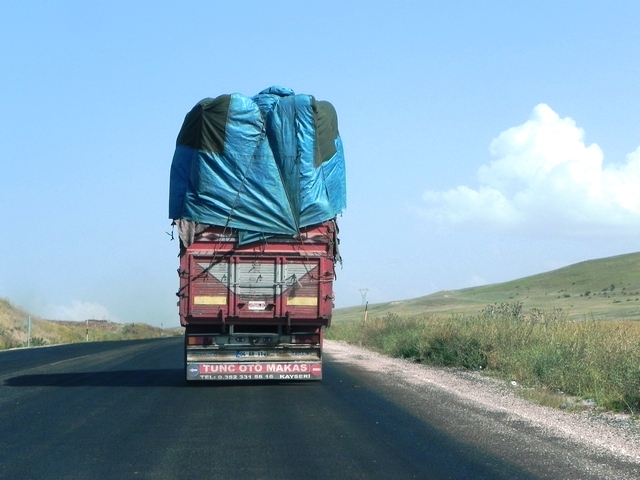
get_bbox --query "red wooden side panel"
[177,222,337,327]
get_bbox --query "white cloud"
[420,104,640,236]
[42,300,116,322]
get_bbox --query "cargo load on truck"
[169,87,346,381]
[169,85,346,247]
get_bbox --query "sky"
[1,1,640,326]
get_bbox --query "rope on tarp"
[204,123,269,265]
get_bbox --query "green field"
[334,251,640,323]
[0,299,179,350]
[328,251,640,413]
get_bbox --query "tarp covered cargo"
[169,86,346,246]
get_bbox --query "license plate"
[236,350,269,358]
[248,301,266,311]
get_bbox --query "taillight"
[291,334,319,344]
[187,336,214,346]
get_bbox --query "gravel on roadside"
[325,339,640,465]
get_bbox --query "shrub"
[327,304,640,413]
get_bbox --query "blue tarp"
[169,86,346,243]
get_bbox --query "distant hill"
[334,251,640,323]
[0,298,180,350]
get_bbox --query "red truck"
[179,221,339,381]
[170,87,346,381]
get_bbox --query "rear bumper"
[186,361,322,381]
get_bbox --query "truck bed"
[178,220,338,381]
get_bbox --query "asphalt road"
[0,338,636,479]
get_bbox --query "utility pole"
[358,288,369,306]
[27,315,31,347]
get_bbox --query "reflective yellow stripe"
[194,296,227,305]
[286,297,318,306]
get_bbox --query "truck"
[169,86,346,381]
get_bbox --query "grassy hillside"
[0,298,180,350]
[334,251,640,323]
[329,251,640,412]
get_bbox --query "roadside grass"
[517,389,583,411]
[333,251,640,324]
[326,304,640,413]
[0,297,179,350]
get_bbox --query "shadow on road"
[5,369,185,387]
[4,370,323,388]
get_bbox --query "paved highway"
[0,338,636,479]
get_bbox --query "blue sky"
[1,2,639,326]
